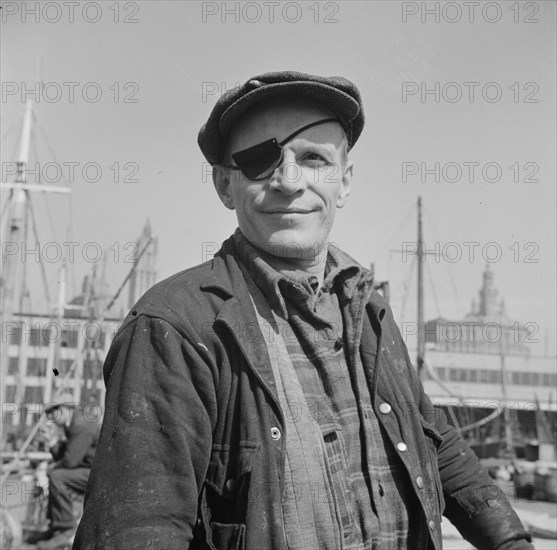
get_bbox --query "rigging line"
[37,120,77,294]
[32,127,59,243]
[5,102,34,151]
[425,260,442,319]
[19,198,31,312]
[423,358,461,399]
[458,407,502,434]
[422,205,463,315]
[105,236,154,312]
[372,200,415,265]
[27,198,52,306]
[422,359,462,429]
[0,194,11,224]
[399,254,416,323]
[0,113,22,151]
[66,192,76,300]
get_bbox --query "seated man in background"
[34,394,100,550]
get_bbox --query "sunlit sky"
[2,1,555,354]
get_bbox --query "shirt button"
[396,442,407,452]
[428,520,436,531]
[271,427,281,440]
[378,403,392,414]
[416,476,424,489]
[225,478,237,493]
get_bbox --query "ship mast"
[0,101,34,412]
[0,100,70,424]
[417,196,425,376]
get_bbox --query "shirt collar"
[232,229,373,318]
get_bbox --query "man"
[74,72,533,549]
[35,394,100,550]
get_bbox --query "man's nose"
[268,157,307,195]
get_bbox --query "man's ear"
[212,166,236,210]
[336,159,353,208]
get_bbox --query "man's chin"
[254,233,327,261]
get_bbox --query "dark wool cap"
[198,71,365,165]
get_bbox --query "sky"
[1,0,556,355]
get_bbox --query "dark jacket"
[51,409,101,469]
[74,237,533,550]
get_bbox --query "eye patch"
[227,117,340,181]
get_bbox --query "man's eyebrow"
[292,141,337,155]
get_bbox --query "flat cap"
[44,392,78,413]
[198,71,365,165]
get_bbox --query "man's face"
[47,405,71,426]
[214,99,352,261]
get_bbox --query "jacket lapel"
[201,246,282,414]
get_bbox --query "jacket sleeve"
[59,421,95,469]
[49,440,67,462]
[396,327,534,550]
[73,314,218,550]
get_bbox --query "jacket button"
[428,520,436,531]
[396,442,407,452]
[378,403,392,414]
[271,427,281,440]
[416,476,424,489]
[225,478,237,493]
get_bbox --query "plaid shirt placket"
[278,286,368,547]
[282,272,423,549]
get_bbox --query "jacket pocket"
[200,441,260,550]
[420,418,445,514]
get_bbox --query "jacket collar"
[199,235,240,297]
[200,233,387,325]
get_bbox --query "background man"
[34,394,100,550]
[74,72,534,549]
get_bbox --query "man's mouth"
[262,208,314,214]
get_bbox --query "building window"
[61,328,79,348]
[10,326,21,345]
[27,358,47,376]
[489,371,501,384]
[435,367,447,381]
[8,357,19,375]
[6,386,16,402]
[30,328,49,346]
[24,386,44,403]
[58,358,75,373]
[479,370,490,383]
